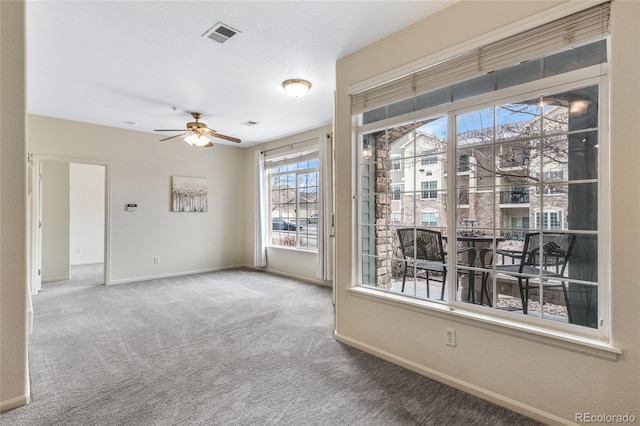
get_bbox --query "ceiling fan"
[154,112,241,148]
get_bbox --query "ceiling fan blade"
[159,132,188,142]
[199,127,217,136]
[200,127,240,143]
[207,131,241,143]
[155,113,239,145]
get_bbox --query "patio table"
[443,234,506,304]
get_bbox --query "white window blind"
[265,150,318,169]
[351,3,610,114]
[263,138,319,165]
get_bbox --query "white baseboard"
[246,265,332,288]
[0,395,28,413]
[41,275,70,283]
[107,264,246,285]
[334,332,570,426]
[70,260,103,266]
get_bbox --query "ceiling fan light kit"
[282,79,311,98]
[184,133,213,147]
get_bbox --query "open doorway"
[31,157,109,296]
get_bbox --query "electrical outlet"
[153,256,160,264]
[445,328,456,347]
[75,248,81,254]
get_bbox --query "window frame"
[420,210,438,226]
[535,210,564,230]
[355,67,610,341]
[420,152,438,166]
[390,154,401,170]
[391,183,401,201]
[267,157,319,252]
[391,211,401,224]
[420,180,438,199]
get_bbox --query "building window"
[391,154,401,170]
[535,211,563,230]
[391,183,401,200]
[421,211,438,226]
[458,154,470,172]
[510,216,530,240]
[500,146,530,168]
[421,181,438,199]
[268,155,318,251]
[536,171,565,195]
[420,151,438,166]
[391,211,401,224]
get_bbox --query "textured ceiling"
[27,1,455,147]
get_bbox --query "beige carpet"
[1,265,540,425]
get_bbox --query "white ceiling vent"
[202,22,241,44]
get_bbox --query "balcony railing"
[500,191,529,204]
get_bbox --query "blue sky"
[418,103,550,139]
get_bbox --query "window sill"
[266,245,318,255]
[346,286,622,361]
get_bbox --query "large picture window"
[268,154,319,251]
[355,4,608,334]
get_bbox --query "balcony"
[500,190,529,205]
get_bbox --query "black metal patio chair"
[396,228,475,300]
[479,232,576,322]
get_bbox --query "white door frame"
[30,154,111,295]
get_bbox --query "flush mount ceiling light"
[282,79,312,98]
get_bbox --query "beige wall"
[29,115,247,284]
[244,125,332,286]
[0,0,28,413]
[335,1,640,424]
[41,161,70,281]
[69,163,105,265]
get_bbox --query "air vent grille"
[241,120,259,126]
[203,22,241,44]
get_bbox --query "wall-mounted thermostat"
[126,203,137,212]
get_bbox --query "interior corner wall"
[28,115,247,284]
[69,163,105,265]
[41,161,70,282]
[243,125,332,286]
[0,0,28,413]
[334,1,640,424]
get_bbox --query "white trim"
[266,244,318,255]
[335,332,574,425]
[253,150,267,267]
[41,275,70,283]
[347,0,609,96]
[31,154,111,289]
[597,67,610,334]
[107,265,245,286]
[268,157,320,251]
[249,265,331,288]
[354,71,609,338]
[70,260,103,266]
[0,395,28,413]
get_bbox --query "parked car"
[272,218,302,231]
[308,213,318,224]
